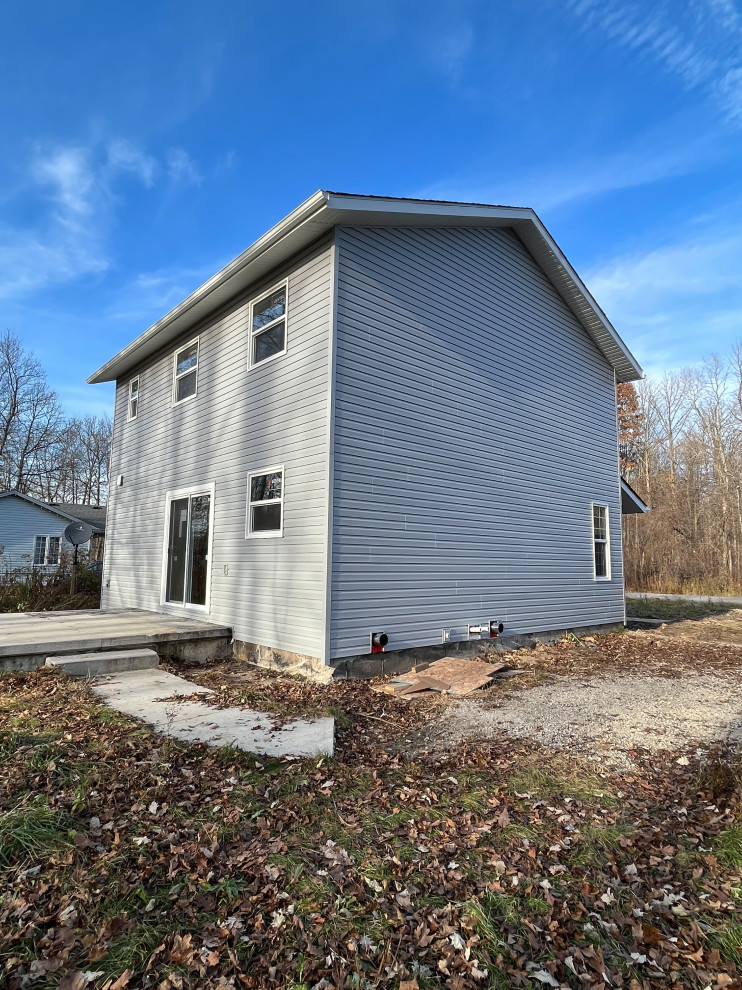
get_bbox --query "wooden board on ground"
[373,657,506,699]
[418,657,505,695]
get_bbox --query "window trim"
[128,376,139,421]
[245,465,285,538]
[33,535,61,567]
[172,337,200,405]
[248,280,288,369]
[591,503,611,581]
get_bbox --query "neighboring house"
[88,191,646,674]
[0,491,106,573]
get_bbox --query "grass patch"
[626,596,737,621]
[570,824,633,867]
[507,755,615,804]
[713,827,742,869]
[0,727,60,757]
[711,919,742,969]
[0,798,72,864]
[98,922,170,979]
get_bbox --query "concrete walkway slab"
[90,668,334,759]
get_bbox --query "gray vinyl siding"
[329,225,623,658]
[0,498,69,572]
[103,237,333,659]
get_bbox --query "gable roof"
[620,478,650,514]
[0,491,106,532]
[88,191,644,385]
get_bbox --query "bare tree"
[624,342,742,593]
[0,330,110,505]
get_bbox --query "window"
[246,469,284,536]
[174,339,199,403]
[592,504,610,580]
[33,535,61,567]
[128,376,139,420]
[249,283,287,366]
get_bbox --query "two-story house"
[88,191,645,675]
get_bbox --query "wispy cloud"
[106,139,158,186]
[425,20,475,82]
[166,148,202,186]
[566,0,742,125]
[420,127,716,213]
[106,261,223,323]
[583,218,742,375]
[0,139,202,300]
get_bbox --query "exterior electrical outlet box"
[443,626,469,643]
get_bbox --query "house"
[0,491,106,573]
[88,191,645,675]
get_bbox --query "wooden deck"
[0,609,232,671]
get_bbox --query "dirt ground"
[5,619,742,989]
[175,621,742,766]
[658,607,742,644]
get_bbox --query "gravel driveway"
[420,670,742,762]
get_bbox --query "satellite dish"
[64,521,93,546]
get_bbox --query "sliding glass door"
[165,491,211,608]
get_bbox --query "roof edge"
[0,490,91,525]
[88,190,644,385]
[87,189,330,384]
[620,478,650,513]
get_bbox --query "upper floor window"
[249,283,287,366]
[128,377,139,420]
[174,339,199,403]
[33,535,61,567]
[592,504,610,580]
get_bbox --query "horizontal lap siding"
[330,225,623,658]
[0,500,68,571]
[104,239,332,659]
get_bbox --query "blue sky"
[2,0,742,416]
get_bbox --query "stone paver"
[91,668,334,759]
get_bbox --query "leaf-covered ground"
[2,635,742,990]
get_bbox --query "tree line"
[620,344,742,594]
[0,330,111,505]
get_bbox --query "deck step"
[46,648,160,677]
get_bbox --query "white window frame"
[172,337,200,405]
[591,503,611,581]
[33,535,61,567]
[128,376,139,421]
[248,280,288,369]
[160,481,216,614]
[245,466,284,538]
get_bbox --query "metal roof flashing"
[87,191,643,385]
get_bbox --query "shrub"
[0,564,101,612]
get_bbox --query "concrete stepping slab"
[89,668,334,759]
[46,648,159,677]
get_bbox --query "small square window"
[128,377,139,420]
[592,504,610,580]
[246,469,284,536]
[249,284,287,366]
[174,340,199,403]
